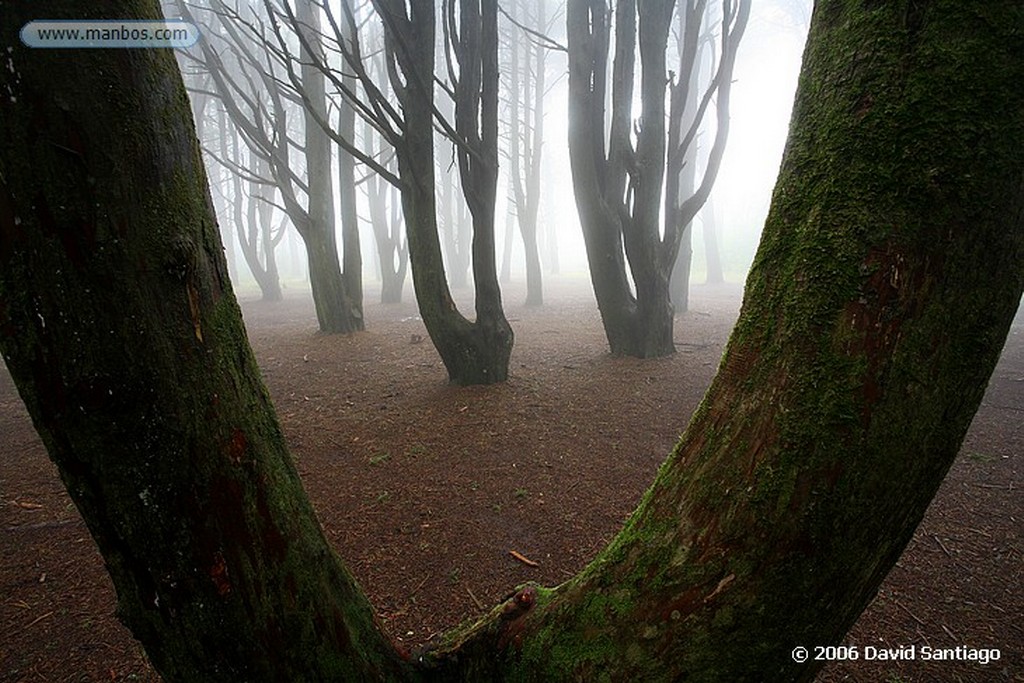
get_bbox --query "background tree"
[180,20,286,302]
[271,0,410,305]
[500,0,557,306]
[666,1,738,308]
[1,0,1022,680]
[567,0,748,356]
[177,0,364,332]
[222,111,286,302]
[361,20,409,304]
[184,68,240,287]
[364,121,409,304]
[349,0,514,383]
[437,123,474,290]
[700,198,724,283]
[268,0,514,384]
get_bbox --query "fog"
[179,1,812,301]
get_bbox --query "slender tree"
[1,1,1021,680]
[503,0,551,306]
[362,23,409,304]
[665,1,744,310]
[701,198,724,284]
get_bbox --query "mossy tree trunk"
[1,1,1022,681]
[0,0,402,678]
[426,1,1024,678]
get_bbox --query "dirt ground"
[1,276,1021,682]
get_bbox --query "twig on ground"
[932,534,952,557]
[894,599,926,626]
[25,611,53,628]
[969,483,1014,490]
[466,587,484,611]
[5,519,79,533]
[508,549,539,567]
[409,575,429,597]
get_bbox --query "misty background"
[169,0,812,305]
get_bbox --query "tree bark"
[0,1,404,677]
[2,1,1022,681]
[426,2,1024,678]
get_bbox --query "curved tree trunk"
[0,1,403,677]
[1,1,1021,681]
[427,2,1024,678]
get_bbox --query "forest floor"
[0,275,1021,683]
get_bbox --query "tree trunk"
[506,0,546,306]
[211,106,239,286]
[367,163,408,304]
[567,0,677,357]
[0,2,407,677]
[298,1,363,333]
[425,2,1024,678]
[337,0,364,319]
[668,124,698,312]
[702,199,724,284]
[236,141,283,302]
[522,227,543,307]
[668,223,693,311]
[2,1,1022,681]
[363,52,408,305]
[375,0,512,385]
[499,201,514,284]
[544,200,560,274]
[570,0,746,355]
[665,0,748,314]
